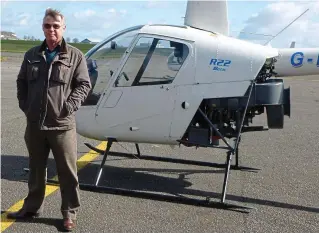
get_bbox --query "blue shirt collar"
[45,45,60,64]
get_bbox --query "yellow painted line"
[1,141,107,232]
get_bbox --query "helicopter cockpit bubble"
[82,26,143,106]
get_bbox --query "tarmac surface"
[1,52,319,232]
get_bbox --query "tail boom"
[274,48,319,77]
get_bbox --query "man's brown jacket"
[17,38,92,130]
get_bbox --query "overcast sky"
[1,0,318,48]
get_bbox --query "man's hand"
[65,53,92,114]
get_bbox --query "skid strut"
[135,143,141,157]
[95,138,114,186]
[196,80,256,206]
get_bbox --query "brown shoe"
[7,209,40,219]
[63,218,76,231]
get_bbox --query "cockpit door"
[94,35,192,144]
[101,90,123,108]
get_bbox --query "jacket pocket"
[51,60,73,84]
[27,59,41,82]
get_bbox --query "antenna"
[263,8,309,45]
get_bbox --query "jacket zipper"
[40,54,57,128]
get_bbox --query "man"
[7,8,91,231]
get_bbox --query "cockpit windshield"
[83,25,143,106]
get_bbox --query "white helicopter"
[54,1,318,209]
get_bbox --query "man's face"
[42,15,65,44]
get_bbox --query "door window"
[114,37,189,87]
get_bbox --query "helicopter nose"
[75,107,98,139]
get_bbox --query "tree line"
[23,35,80,43]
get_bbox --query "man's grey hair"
[43,8,65,24]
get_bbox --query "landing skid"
[46,143,256,211]
[83,142,259,172]
[48,137,255,212]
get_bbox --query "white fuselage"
[75,24,285,144]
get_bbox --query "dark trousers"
[21,123,80,220]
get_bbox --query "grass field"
[1,39,96,53]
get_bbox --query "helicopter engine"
[181,57,291,147]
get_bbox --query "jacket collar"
[38,37,69,59]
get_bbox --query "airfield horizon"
[1,39,95,54]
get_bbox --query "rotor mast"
[184,0,229,35]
